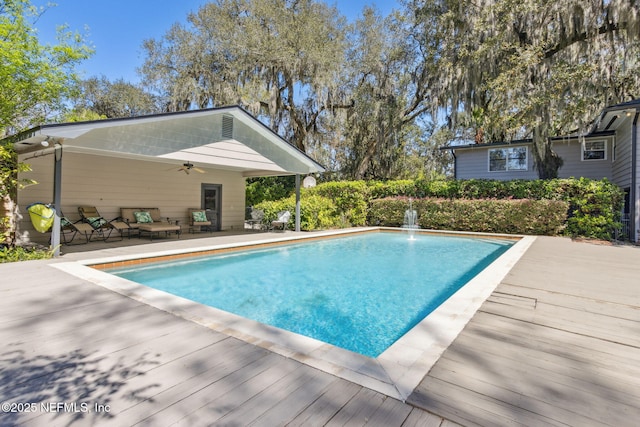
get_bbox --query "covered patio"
[6,106,324,254]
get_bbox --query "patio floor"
[408,236,640,426]
[1,231,638,426]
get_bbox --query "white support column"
[295,174,301,232]
[51,144,62,256]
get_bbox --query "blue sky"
[32,0,399,84]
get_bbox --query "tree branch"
[543,21,623,59]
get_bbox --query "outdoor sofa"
[119,208,181,240]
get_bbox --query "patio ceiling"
[9,106,325,177]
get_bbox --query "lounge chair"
[188,208,212,233]
[270,210,291,231]
[78,206,130,241]
[27,203,95,245]
[119,207,181,240]
[60,216,96,245]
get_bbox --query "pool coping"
[52,228,536,401]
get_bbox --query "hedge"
[368,197,569,236]
[367,178,623,239]
[254,177,623,239]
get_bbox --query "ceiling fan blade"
[193,167,206,173]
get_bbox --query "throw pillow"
[86,216,107,227]
[192,210,208,222]
[134,211,153,223]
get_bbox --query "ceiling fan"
[173,162,205,174]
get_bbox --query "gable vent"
[222,115,234,139]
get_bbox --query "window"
[582,140,606,161]
[489,147,528,172]
[613,139,616,161]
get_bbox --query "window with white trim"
[489,147,528,172]
[582,140,606,161]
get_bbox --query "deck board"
[401,408,448,427]
[364,396,414,427]
[324,388,387,426]
[247,369,338,426]
[285,377,363,426]
[117,344,274,425]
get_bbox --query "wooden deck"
[408,236,640,426]
[1,233,639,426]
[0,237,447,427]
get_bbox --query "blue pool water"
[108,232,513,357]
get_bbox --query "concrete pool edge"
[51,228,536,401]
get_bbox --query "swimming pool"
[107,232,513,357]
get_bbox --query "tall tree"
[410,0,640,178]
[140,0,349,153]
[0,0,92,244]
[337,7,437,179]
[72,76,159,118]
[0,0,93,134]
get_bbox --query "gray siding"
[17,152,247,244]
[634,123,640,242]
[611,117,633,189]
[455,144,538,180]
[554,137,614,180]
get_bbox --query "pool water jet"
[402,197,420,240]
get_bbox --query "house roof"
[5,106,325,177]
[441,131,617,151]
[440,99,640,151]
[439,139,533,151]
[592,98,640,133]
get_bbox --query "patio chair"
[246,208,265,231]
[78,206,130,241]
[60,216,96,245]
[270,210,291,231]
[188,208,212,233]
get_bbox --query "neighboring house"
[4,106,325,249]
[442,99,640,242]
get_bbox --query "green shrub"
[245,176,296,206]
[0,245,54,263]
[255,194,342,231]
[1,216,10,244]
[367,197,409,226]
[369,197,569,236]
[306,181,370,226]
[367,180,418,199]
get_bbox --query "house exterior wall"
[16,152,246,244]
[634,120,640,242]
[553,137,614,180]
[610,118,634,189]
[454,144,538,180]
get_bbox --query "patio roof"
[7,106,325,177]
